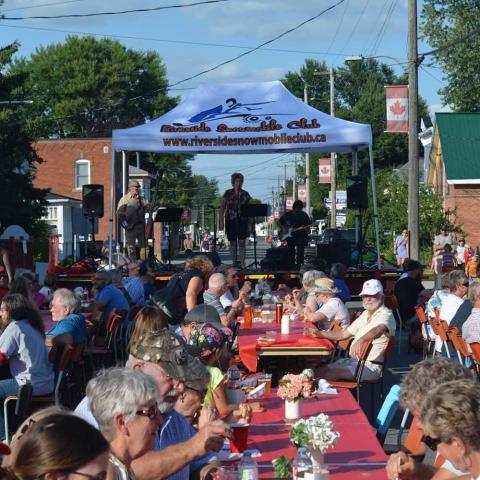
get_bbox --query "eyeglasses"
[422,434,443,451]
[136,403,160,420]
[186,385,207,398]
[71,471,108,480]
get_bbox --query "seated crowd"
[1,255,480,480]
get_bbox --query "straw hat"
[312,278,341,294]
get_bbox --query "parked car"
[319,228,356,245]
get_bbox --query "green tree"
[346,169,445,263]
[421,0,480,111]
[0,43,48,233]
[190,174,219,231]
[12,35,174,137]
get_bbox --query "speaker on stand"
[82,184,104,257]
[346,176,368,267]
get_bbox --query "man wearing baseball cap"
[306,279,396,381]
[75,330,230,480]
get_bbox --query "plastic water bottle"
[292,448,313,480]
[238,451,258,480]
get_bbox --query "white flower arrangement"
[290,413,340,454]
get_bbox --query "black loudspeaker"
[346,176,368,210]
[240,203,269,217]
[185,250,221,268]
[82,184,104,218]
[316,240,352,267]
[261,247,295,270]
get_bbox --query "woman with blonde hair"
[6,411,109,480]
[127,306,169,352]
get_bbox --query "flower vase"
[285,398,302,420]
[309,449,329,480]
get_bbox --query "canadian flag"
[297,184,306,202]
[318,158,331,184]
[385,85,408,133]
[286,196,293,210]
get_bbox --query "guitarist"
[279,200,311,269]
[117,180,149,260]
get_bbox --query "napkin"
[246,382,265,400]
[316,379,338,394]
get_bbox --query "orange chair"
[447,327,471,366]
[403,416,427,457]
[329,338,374,402]
[415,305,436,359]
[384,294,402,352]
[429,311,451,358]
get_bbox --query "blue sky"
[1,0,447,202]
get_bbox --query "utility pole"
[330,67,337,228]
[293,158,297,202]
[408,0,419,259]
[303,85,311,215]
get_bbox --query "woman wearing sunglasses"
[87,368,162,480]
[6,410,109,480]
[421,379,480,480]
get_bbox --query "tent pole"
[352,147,359,244]
[108,148,116,269]
[368,144,382,269]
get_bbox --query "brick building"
[428,113,480,247]
[33,138,155,258]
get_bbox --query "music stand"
[240,203,268,271]
[154,208,184,270]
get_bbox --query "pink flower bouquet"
[277,373,315,401]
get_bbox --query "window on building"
[75,160,90,189]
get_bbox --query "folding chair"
[429,310,451,358]
[375,384,400,446]
[414,305,436,359]
[384,294,402,352]
[447,326,471,366]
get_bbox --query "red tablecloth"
[237,320,334,372]
[245,389,387,479]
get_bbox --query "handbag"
[149,271,187,324]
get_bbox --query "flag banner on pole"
[318,158,331,183]
[286,196,293,210]
[385,85,408,133]
[297,184,306,202]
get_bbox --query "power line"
[370,0,398,56]
[0,23,363,58]
[1,0,87,12]
[168,0,346,88]
[325,0,350,56]
[14,1,347,135]
[419,25,480,59]
[339,0,370,55]
[1,0,229,20]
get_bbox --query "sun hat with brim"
[130,330,207,382]
[358,279,384,296]
[312,278,341,294]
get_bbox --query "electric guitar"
[280,225,310,241]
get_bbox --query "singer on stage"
[117,180,149,260]
[220,172,251,267]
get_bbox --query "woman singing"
[219,172,251,267]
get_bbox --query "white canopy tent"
[111,80,380,267]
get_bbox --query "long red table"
[237,319,334,372]
[244,388,388,479]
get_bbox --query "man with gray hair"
[204,273,243,328]
[75,330,229,480]
[46,288,88,347]
[386,357,474,480]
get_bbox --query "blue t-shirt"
[334,278,351,303]
[96,284,130,322]
[47,313,88,344]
